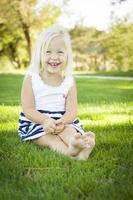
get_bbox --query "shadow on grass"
[0,127,133,200]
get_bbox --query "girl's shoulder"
[63,74,73,83]
[62,75,74,90]
[24,72,38,80]
[25,73,43,91]
[28,73,43,84]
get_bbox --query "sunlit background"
[0,0,133,74]
[36,0,133,30]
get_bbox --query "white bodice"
[31,74,74,111]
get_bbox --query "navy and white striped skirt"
[18,110,85,141]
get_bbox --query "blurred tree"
[111,0,127,5]
[70,20,133,72]
[70,27,105,70]
[104,21,133,71]
[0,22,23,69]
[0,0,61,68]
[0,21,34,69]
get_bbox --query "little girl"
[18,25,95,160]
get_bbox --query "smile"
[48,62,61,67]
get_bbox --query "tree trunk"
[10,59,21,69]
[17,10,31,60]
[8,44,21,69]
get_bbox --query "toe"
[85,144,91,148]
[86,132,95,138]
[83,137,89,143]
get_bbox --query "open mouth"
[48,62,61,68]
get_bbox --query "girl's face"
[43,36,67,75]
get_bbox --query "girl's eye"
[58,51,64,54]
[46,51,51,54]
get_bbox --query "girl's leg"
[33,133,69,156]
[33,129,95,160]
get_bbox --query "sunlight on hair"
[26,25,74,78]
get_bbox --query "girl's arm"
[21,77,53,125]
[58,81,78,125]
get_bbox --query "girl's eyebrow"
[57,49,65,51]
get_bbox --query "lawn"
[0,73,133,200]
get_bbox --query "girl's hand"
[54,118,65,134]
[43,118,56,134]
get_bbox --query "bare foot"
[68,133,92,156]
[76,132,95,160]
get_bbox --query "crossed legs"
[34,126,95,160]
[33,133,69,156]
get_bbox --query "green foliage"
[0,22,28,69]
[0,0,133,72]
[70,20,133,71]
[70,27,103,53]
[70,27,105,71]
[0,74,133,199]
[0,0,61,69]
[103,22,133,71]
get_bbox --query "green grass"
[0,73,133,200]
[74,70,133,77]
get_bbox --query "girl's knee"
[33,134,52,147]
[64,126,78,134]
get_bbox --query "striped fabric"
[18,110,85,141]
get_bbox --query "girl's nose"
[51,53,58,60]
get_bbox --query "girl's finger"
[48,128,54,133]
[56,119,63,125]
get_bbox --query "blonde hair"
[26,25,74,77]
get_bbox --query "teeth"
[49,63,60,66]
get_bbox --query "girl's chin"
[46,66,61,74]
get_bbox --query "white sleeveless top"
[31,74,74,111]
